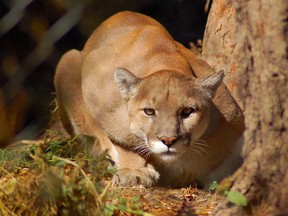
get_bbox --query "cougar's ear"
[197,70,224,99]
[114,67,141,99]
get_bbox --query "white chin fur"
[150,141,178,161]
[160,153,177,161]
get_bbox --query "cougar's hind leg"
[54,50,117,159]
[54,50,94,141]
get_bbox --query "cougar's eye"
[181,107,196,118]
[143,108,156,116]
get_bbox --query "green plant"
[209,180,247,207]
[0,132,151,215]
[226,191,247,207]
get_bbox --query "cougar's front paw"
[112,165,160,187]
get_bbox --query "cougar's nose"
[159,136,178,147]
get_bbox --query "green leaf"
[119,197,127,204]
[104,204,115,216]
[107,166,117,175]
[209,180,218,191]
[117,204,127,211]
[226,191,247,207]
[132,209,144,215]
[105,203,115,212]
[132,195,140,202]
[53,160,68,167]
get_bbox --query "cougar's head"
[114,68,224,162]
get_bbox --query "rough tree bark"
[202,0,288,215]
[202,0,243,110]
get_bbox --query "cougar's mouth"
[162,150,175,155]
[159,149,180,161]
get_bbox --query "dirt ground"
[114,185,222,215]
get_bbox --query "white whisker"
[130,144,152,160]
[187,148,201,158]
[191,148,202,157]
[188,139,209,158]
[155,158,164,167]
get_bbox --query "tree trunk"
[202,0,288,215]
[202,0,243,110]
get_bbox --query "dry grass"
[0,130,223,216]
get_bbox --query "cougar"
[54,11,244,188]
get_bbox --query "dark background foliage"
[0,0,209,145]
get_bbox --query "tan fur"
[54,11,244,188]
